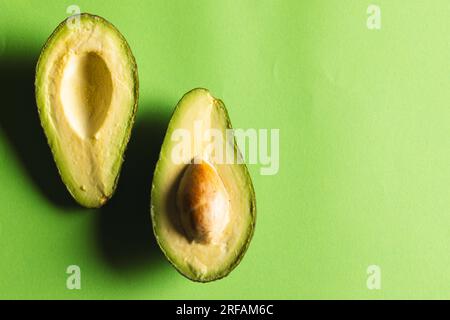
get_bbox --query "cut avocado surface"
[35,14,138,208]
[151,88,256,282]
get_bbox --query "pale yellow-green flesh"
[35,15,137,207]
[151,89,255,281]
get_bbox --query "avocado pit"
[176,158,230,244]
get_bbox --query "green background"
[1,0,450,299]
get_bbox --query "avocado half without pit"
[151,88,256,282]
[35,14,138,208]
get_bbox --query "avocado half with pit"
[35,14,138,208]
[151,88,256,282]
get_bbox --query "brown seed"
[176,158,230,244]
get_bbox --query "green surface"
[0,0,449,299]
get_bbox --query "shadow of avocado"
[0,54,170,271]
[0,56,78,209]
[96,109,170,271]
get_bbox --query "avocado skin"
[35,13,139,208]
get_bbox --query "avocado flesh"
[151,88,256,282]
[35,14,138,208]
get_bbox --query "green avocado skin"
[35,13,139,208]
[150,88,256,282]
